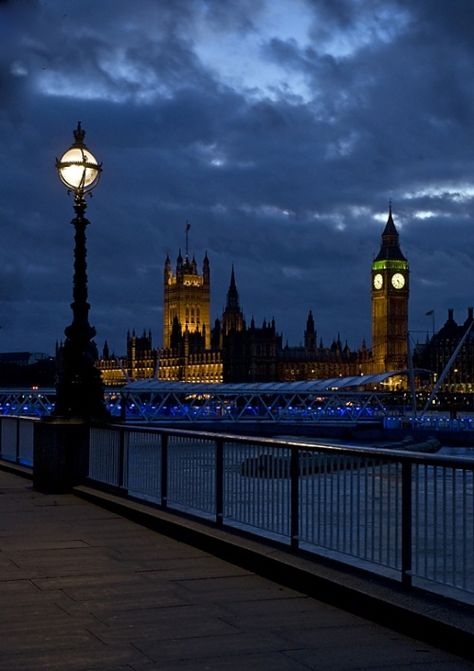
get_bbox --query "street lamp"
[54,122,108,419]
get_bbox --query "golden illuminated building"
[160,247,220,381]
[127,330,156,379]
[163,251,211,349]
[96,331,156,386]
[98,357,127,387]
[97,209,412,386]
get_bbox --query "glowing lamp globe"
[56,122,101,194]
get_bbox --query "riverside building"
[97,208,410,386]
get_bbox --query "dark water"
[277,434,474,458]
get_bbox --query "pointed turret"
[170,316,182,350]
[203,251,210,285]
[164,254,172,284]
[374,203,406,262]
[464,307,474,327]
[222,265,245,335]
[226,265,240,310]
[304,309,316,350]
[211,317,221,349]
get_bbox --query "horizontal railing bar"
[94,422,474,470]
[1,415,41,422]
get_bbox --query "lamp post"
[54,122,108,420]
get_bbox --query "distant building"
[277,322,372,381]
[414,307,474,392]
[0,352,55,387]
[0,352,49,366]
[97,332,157,387]
[126,330,157,380]
[98,208,413,386]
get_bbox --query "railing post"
[215,438,224,528]
[118,427,125,488]
[290,448,299,551]
[16,417,21,464]
[161,433,168,509]
[401,461,413,588]
[120,392,127,422]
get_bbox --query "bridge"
[0,371,410,421]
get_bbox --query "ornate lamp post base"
[33,419,90,493]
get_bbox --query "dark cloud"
[0,0,473,355]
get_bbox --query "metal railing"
[89,424,474,602]
[1,416,472,601]
[0,415,37,466]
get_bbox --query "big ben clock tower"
[371,205,409,373]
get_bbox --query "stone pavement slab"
[0,468,472,671]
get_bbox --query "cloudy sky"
[1,0,474,355]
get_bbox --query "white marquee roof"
[123,370,423,395]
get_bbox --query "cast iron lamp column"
[54,122,108,420]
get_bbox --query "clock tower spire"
[371,205,409,373]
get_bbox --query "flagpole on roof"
[185,220,191,258]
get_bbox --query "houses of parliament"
[98,207,413,386]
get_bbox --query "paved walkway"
[0,469,472,671]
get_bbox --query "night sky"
[1,0,474,356]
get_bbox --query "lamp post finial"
[73,121,85,145]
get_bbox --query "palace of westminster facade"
[97,207,421,386]
[98,206,474,392]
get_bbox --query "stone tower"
[163,249,211,349]
[371,205,409,372]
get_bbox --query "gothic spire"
[225,264,240,310]
[304,309,316,350]
[374,204,406,262]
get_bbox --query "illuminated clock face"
[391,272,405,289]
[373,273,383,290]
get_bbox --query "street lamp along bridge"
[33,123,109,494]
[54,122,108,420]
